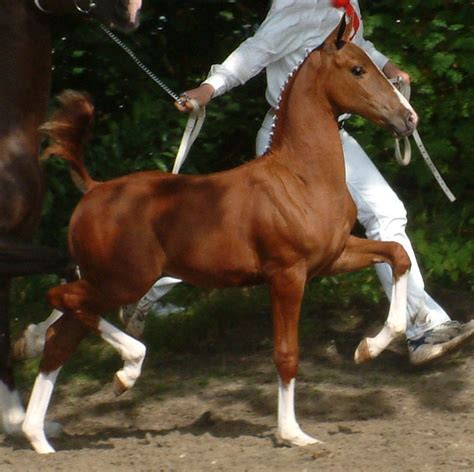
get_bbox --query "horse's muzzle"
[114,0,141,32]
[393,110,418,138]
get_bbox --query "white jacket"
[203,0,389,108]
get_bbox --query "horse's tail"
[40,90,98,193]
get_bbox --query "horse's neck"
[0,2,52,138]
[268,58,346,190]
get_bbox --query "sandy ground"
[1,340,474,472]
[1,288,473,471]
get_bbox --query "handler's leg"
[120,276,182,338]
[341,130,474,364]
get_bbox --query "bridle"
[34,0,97,15]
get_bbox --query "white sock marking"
[98,318,146,390]
[22,369,61,454]
[277,377,320,446]
[368,271,409,357]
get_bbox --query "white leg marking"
[98,318,146,391]
[14,310,63,360]
[277,377,321,446]
[22,369,61,454]
[355,271,409,362]
[0,382,26,436]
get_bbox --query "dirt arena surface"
[1,291,473,472]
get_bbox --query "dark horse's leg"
[0,239,73,435]
[0,276,23,435]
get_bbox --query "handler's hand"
[383,62,410,85]
[175,84,215,112]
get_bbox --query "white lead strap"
[412,129,456,202]
[98,25,206,174]
[392,77,456,202]
[172,99,206,174]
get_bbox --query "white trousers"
[257,114,450,339]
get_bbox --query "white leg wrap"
[98,318,146,391]
[0,382,25,436]
[277,377,321,446]
[22,369,61,454]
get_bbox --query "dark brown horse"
[23,20,416,453]
[0,0,142,438]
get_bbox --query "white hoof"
[22,424,56,454]
[354,338,372,364]
[279,428,322,447]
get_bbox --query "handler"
[129,0,474,365]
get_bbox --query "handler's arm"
[176,2,304,111]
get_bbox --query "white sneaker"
[408,320,474,366]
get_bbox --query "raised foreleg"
[269,264,321,446]
[325,236,411,362]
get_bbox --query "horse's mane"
[263,46,321,155]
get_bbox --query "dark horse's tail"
[40,90,98,193]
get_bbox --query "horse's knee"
[47,285,67,311]
[274,349,299,384]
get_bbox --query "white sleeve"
[352,1,390,70]
[203,1,304,97]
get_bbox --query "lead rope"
[99,24,205,174]
[391,77,456,202]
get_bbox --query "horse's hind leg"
[12,270,78,361]
[23,281,146,454]
[11,309,63,360]
[326,235,411,363]
[22,312,89,454]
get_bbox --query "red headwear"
[331,0,360,39]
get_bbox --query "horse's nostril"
[406,111,418,129]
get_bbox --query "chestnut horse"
[23,21,416,453]
[0,0,142,438]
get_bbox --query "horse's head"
[318,18,417,137]
[35,0,142,32]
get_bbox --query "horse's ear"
[335,16,347,48]
[342,12,355,43]
[324,14,354,52]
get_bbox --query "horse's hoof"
[279,431,322,447]
[22,425,56,454]
[113,373,128,397]
[354,338,372,364]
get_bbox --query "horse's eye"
[351,66,365,77]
